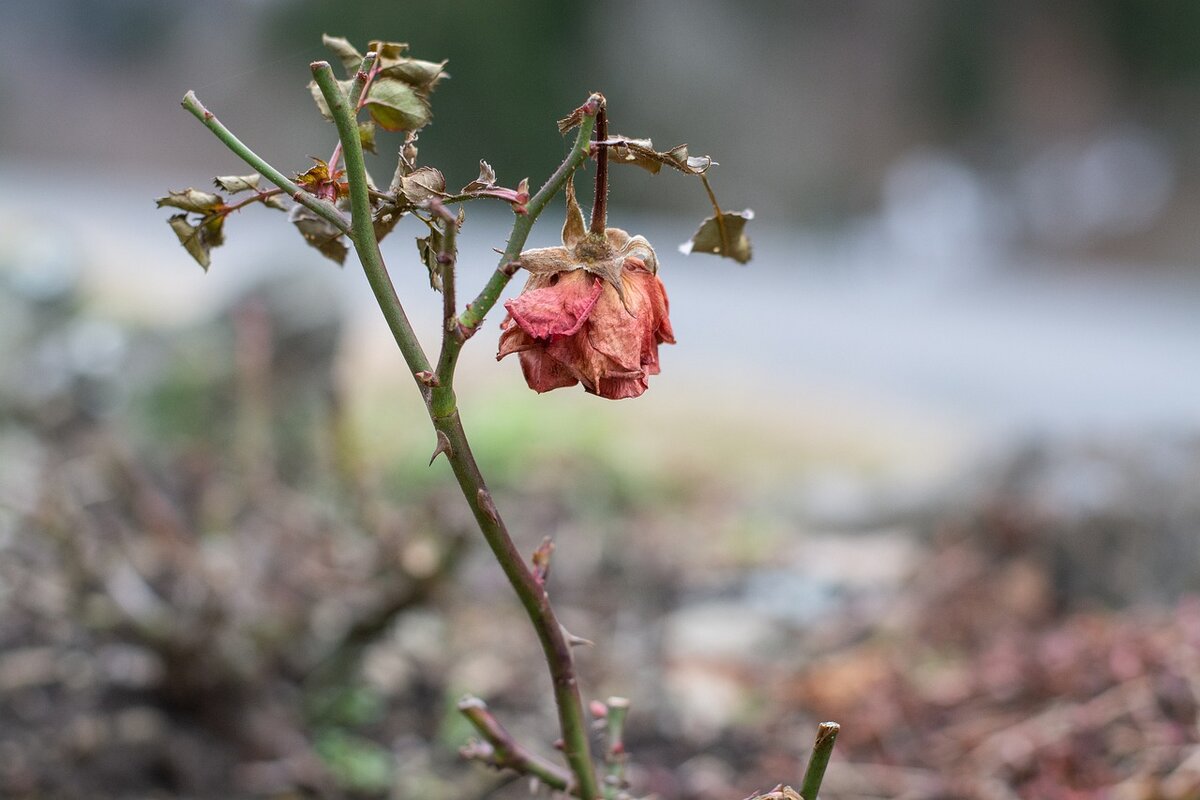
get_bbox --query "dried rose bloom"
[497,181,674,399]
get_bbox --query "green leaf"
[289,205,348,265]
[308,77,355,121]
[679,209,753,264]
[415,229,446,292]
[322,34,365,77]
[156,188,224,213]
[358,119,377,154]
[364,78,431,132]
[396,166,446,206]
[166,212,225,271]
[212,174,260,194]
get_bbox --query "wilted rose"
[497,181,674,400]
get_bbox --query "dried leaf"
[679,209,754,264]
[262,194,288,211]
[367,40,410,67]
[295,157,346,202]
[322,34,365,77]
[396,166,446,206]
[415,229,446,292]
[378,59,448,94]
[373,205,405,243]
[606,136,714,175]
[289,205,348,265]
[308,77,355,121]
[213,174,260,194]
[364,77,432,132]
[156,188,224,213]
[358,119,377,154]
[166,212,225,271]
[389,133,420,191]
[461,160,498,194]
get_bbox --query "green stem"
[435,94,602,394]
[602,697,629,800]
[314,64,602,800]
[800,722,839,800]
[310,62,434,387]
[430,200,458,418]
[181,91,350,235]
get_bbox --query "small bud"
[589,700,608,719]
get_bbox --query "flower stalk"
[309,60,601,800]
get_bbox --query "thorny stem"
[181,91,350,235]
[312,63,601,800]
[800,722,839,800]
[590,108,608,234]
[433,94,603,406]
[458,696,574,794]
[430,199,459,389]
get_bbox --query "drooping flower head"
[497,179,674,400]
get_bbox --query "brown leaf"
[156,188,224,213]
[679,209,753,264]
[415,230,446,292]
[321,34,365,77]
[461,160,498,194]
[605,136,714,175]
[212,174,260,194]
[289,205,347,265]
[166,212,225,271]
[396,166,446,206]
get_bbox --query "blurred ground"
[2,203,1199,798]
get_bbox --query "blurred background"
[2,2,1199,798]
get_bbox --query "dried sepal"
[213,174,261,194]
[289,205,347,265]
[557,93,604,134]
[459,160,530,213]
[680,209,753,264]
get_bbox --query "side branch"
[458,696,575,794]
[432,94,603,398]
[181,91,350,235]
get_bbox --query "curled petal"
[504,271,603,339]
[518,350,580,393]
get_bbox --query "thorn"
[531,537,554,585]
[562,625,593,647]
[552,738,565,751]
[477,489,500,525]
[501,260,522,276]
[429,430,453,465]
